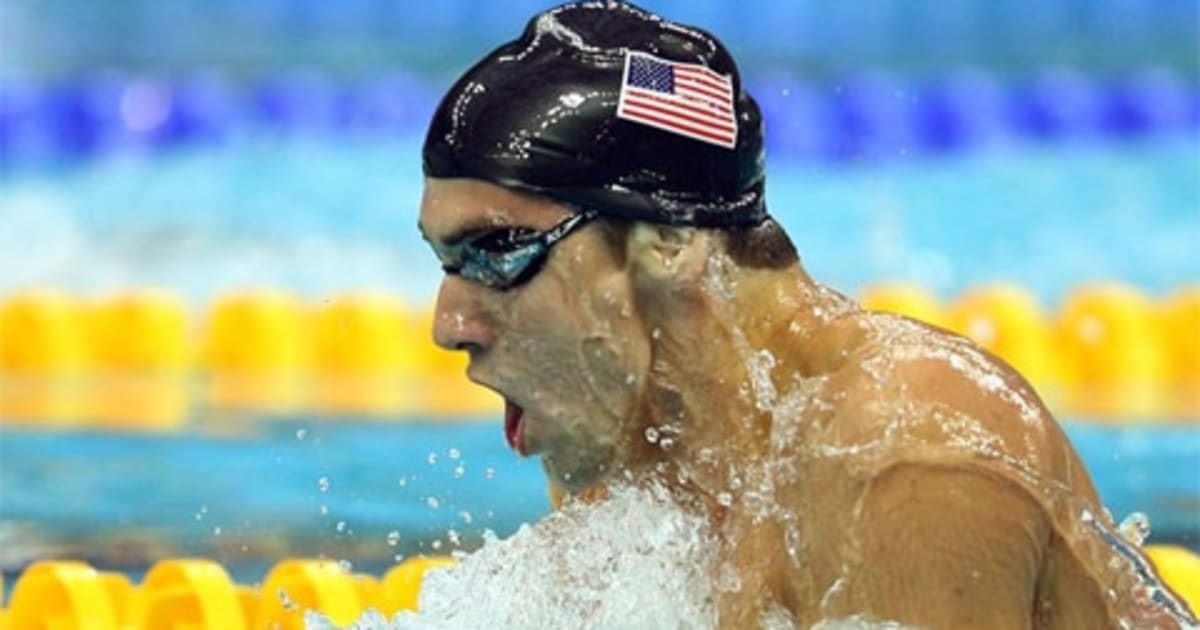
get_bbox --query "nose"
[432,275,496,355]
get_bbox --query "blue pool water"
[0,127,1197,589]
[0,419,549,582]
[2,136,1197,306]
[0,418,1196,582]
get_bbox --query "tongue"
[504,400,525,453]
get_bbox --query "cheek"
[580,286,652,442]
[500,259,647,406]
[490,302,586,405]
[576,275,645,386]
[581,336,636,393]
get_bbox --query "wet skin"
[419,177,1196,629]
[419,178,656,491]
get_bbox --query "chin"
[543,448,615,494]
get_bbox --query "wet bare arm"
[828,463,1056,630]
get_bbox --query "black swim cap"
[422,1,767,228]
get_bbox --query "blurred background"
[1,0,1198,610]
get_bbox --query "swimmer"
[416,3,1197,628]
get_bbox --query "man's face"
[418,178,652,492]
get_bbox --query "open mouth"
[504,398,527,455]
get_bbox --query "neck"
[629,260,853,513]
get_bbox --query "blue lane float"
[3,69,1196,168]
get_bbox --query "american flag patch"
[616,51,738,149]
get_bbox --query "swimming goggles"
[431,208,599,290]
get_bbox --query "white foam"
[306,482,928,630]
[311,482,719,629]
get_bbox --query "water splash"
[728,324,779,413]
[312,482,718,629]
[308,482,926,630]
[1117,512,1151,547]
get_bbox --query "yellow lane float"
[4,551,1194,626]
[1146,545,1200,612]
[311,293,417,416]
[5,560,119,628]
[255,559,362,629]
[2,285,1196,425]
[945,283,1062,407]
[0,290,87,424]
[84,290,190,430]
[381,555,458,614]
[139,559,244,630]
[201,289,310,413]
[1058,284,1168,420]
[1159,286,1200,419]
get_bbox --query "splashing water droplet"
[335,520,347,533]
[459,511,474,524]
[784,524,803,566]
[387,530,401,547]
[338,559,353,573]
[213,526,222,536]
[448,529,461,546]
[453,464,466,479]
[318,476,330,492]
[398,477,408,487]
[428,452,439,465]
[644,427,661,443]
[319,504,328,515]
[427,496,441,509]
[448,448,461,460]
[1118,512,1152,547]
[716,492,733,507]
[296,428,308,440]
[431,539,444,550]
[484,467,495,480]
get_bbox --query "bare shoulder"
[782,311,1198,628]
[785,311,1121,627]
[806,309,1098,501]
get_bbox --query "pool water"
[1,128,1197,625]
[3,136,1197,305]
[0,418,1195,579]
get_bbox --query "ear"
[627,223,716,288]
